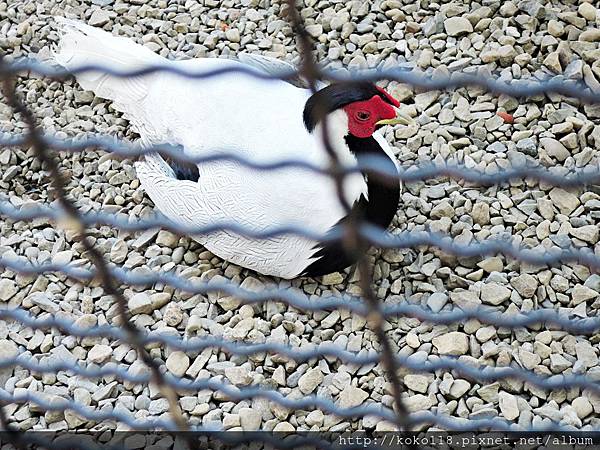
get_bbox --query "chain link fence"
[1,0,600,448]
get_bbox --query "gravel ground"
[1,0,600,435]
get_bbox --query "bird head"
[303,82,413,139]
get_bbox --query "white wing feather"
[237,53,327,90]
[53,18,164,123]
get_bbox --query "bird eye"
[356,111,371,121]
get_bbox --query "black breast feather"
[302,135,400,277]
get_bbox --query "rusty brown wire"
[281,0,413,432]
[0,0,416,443]
[0,58,197,449]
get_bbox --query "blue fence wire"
[1,1,600,449]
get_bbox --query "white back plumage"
[54,19,396,278]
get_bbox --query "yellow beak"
[376,110,415,126]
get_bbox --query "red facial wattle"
[343,92,399,139]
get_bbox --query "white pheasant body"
[54,19,400,279]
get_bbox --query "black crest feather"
[303,83,390,132]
